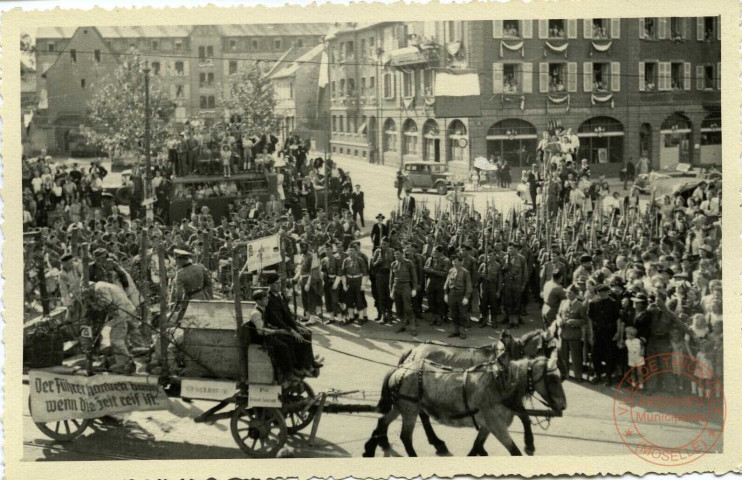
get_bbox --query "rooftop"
[36,24,331,40]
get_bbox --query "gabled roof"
[269,43,323,79]
[41,27,116,78]
[36,24,332,41]
[218,23,331,37]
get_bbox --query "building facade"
[32,24,329,154]
[326,18,721,178]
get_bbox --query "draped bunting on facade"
[591,92,614,108]
[424,96,435,106]
[591,40,612,53]
[547,93,570,111]
[500,40,525,58]
[544,41,569,58]
[403,97,415,110]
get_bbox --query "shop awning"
[433,71,482,118]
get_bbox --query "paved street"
[24,155,716,461]
[23,312,723,460]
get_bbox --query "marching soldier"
[405,243,426,322]
[424,245,450,327]
[341,242,369,325]
[321,243,342,324]
[390,248,417,335]
[502,242,528,328]
[478,250,503,328]
[444,254,472,339]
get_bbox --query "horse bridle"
[526,357,561,411]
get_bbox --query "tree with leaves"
[84,49,174,162]
[220,62,279,134]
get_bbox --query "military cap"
[60,253,74,262]
[596,284,610,293]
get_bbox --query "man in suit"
[265,194,284,218]
[370,214,389,250]
[351,184,365,227]
[402,190,416,217]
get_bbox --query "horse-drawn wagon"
[28,299,323,458]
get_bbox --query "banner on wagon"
[28,370,169,423]
[246,233,282,272]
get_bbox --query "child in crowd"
[624,326,644,388]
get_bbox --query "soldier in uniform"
[321,243,343,324]
[542,269,567,328]
[502,243,528,328]
[461,245,479,328]
[390,248,417,335]
[478,250,503,328]
[425,245,451,327]
[295,243,324,323]
[172,248,214,303]
[557,284,587,382]
[372,237,395,323]
[341,242,369,325]
[444,254,472,339]
[405,243,426,322]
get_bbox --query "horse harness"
[393,360,496,430]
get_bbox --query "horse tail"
[377,369,395,414]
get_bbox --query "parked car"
[394,161,465,195]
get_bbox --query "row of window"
[224,37,310,51]
[493,61,719,94]
[491,17,719,41]
[331,70,434,99]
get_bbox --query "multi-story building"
[267,43,328,149]
[32,24,329,154]
[326,17,721,178]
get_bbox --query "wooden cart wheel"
[283,381,316,434]
[29,396,91,442]
[230,406,287,458]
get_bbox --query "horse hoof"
[435,446,451,456]
[362,452,375,458]
[379,440,391,450]
[526,448,535,456]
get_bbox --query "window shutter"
[224,60,230,76]
[539,62,549,92]
[539,20,548,39]
[611,18,620,39]
[183,61,190,76]
[717,16,720,40]
[583,19,593,39]
[583,61,593,92]
[658,18,667,39]
[522,62,533,93]
[696,17,704,40]
[683,62,691,90]
[638,62,645,91]
[492,20,503,39]
[170,84,176,99]
[639,18,645,38]
[184,85,190,98]
[664,62,671,90]
[567,19,578,39]
[716,62,720,89]
[567,62,577,92]
[492,63,504,93]
[696,65,704,90]
[611,61,620,91]
[522,20,533,39]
